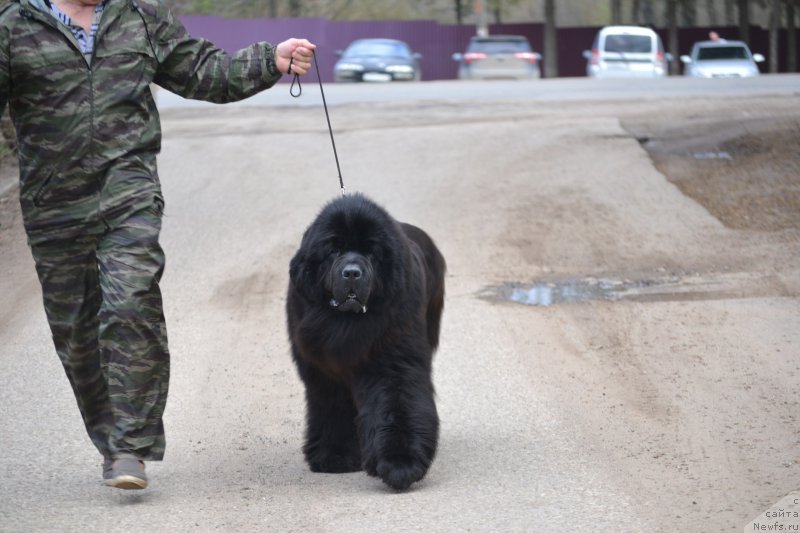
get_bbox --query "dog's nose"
[341,264,363,280]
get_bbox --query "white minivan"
[583,26,671,78]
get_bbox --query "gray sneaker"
[103,457,148,490]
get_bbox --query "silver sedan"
[680,40,765,78]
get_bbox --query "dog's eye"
[330,248,340,257]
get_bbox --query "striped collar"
[45,0,109,57]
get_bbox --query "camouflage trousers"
[30,202,169,461]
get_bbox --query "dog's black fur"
[287,193,445,490]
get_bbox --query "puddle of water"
[492,278,654,306]
[483,273,761,307]
[691,151,733,160]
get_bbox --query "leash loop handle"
[289,58,302,97]
[290,73,301,97]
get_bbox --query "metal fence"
[179,15,799,81]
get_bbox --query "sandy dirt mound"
[625,108,800,232]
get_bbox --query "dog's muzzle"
[328,253,372,313]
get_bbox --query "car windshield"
[468,39,531,55]
[345,41,410,58]
[604,34,652,53]
[697,46,749,61]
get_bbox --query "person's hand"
[275,38,316,76]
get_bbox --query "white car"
[680,40,764,78]
[583,26,670,78]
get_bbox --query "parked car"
[452,35,542,80]
[333,38,421,82]
[680,40,764,78]
[583,25,671,78]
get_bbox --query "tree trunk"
[642,0,655,26]
[611,0,622,24]
[455,0,464,25]
[770,0,781,73]
[667,0,679,75]
[632,0,641,24]
[544,0,558,78]
[738,0,750,43]
[707,0,719,26]
[680,0,697,26]
[789,0,798,72]
[725,0,736,25]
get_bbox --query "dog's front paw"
[375,454,429,491]
[307,450,362,473]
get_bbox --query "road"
[153,73,800,108]
[0,77,798,532]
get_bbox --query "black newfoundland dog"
[286,193,446,491]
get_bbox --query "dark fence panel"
[179,16,479,82]
[179,16,800,81]
[557,27,597,77]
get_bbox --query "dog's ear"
[289,251,305,286]
[289,251,315,301]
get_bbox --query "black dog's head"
[289,194,404,315]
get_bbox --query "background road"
[154,73,800,108]
[0,77,798,532]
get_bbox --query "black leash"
[289,52,346,196]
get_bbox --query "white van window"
[604,35,652,53]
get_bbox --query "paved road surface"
[154,73,800,108]
[1,77,798,532]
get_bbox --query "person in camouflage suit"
[0,0,315,489]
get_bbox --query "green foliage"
[193,0,214,15]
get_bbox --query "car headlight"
[336,63,364,72]
[385,65,414,73]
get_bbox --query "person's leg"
[97,202,170,462]
[30,236,114,459]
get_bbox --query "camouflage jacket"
[0,0,282,243]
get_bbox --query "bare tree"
[487,0,523,24]
[454,0,464,24]
[632,0,641,24]
[725,0,736,25]
[642,0,656,25]
[789,0,798,72]
[544,0,558,78]
[611,0,622,24]
[488,0,501,23]
[739,0,750,43]
[707,0,719,25]
[667,0,679,75]
[769,0,780,72]
[680,0,696,26]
